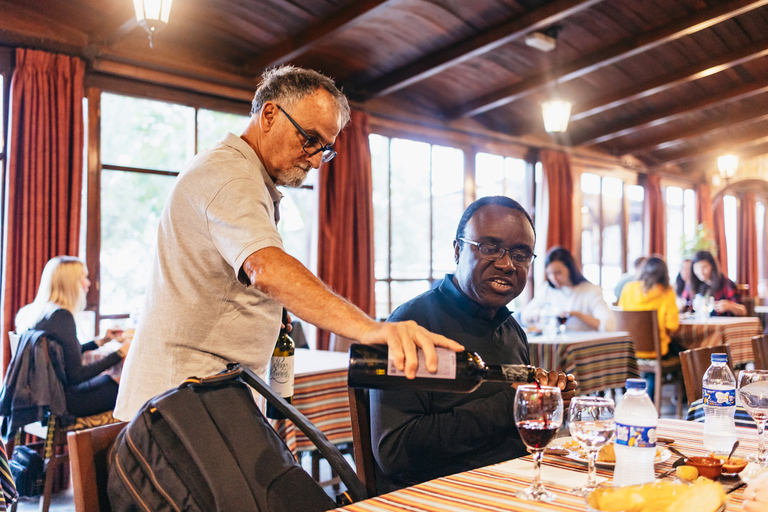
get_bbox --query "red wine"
[266,309,295,420]
[348,344,537,393]
[518,420,558,449]
[556,316,568,326]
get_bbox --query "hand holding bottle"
[531,369,577,406]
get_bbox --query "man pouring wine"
[369,195,578,493]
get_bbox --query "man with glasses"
[115,65,462,420]
[370,195,577,493]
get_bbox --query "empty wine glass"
[514,385,564,502]
[738,370,768,464]
[568,396,615,496]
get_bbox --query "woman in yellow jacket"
[618,256,680,359]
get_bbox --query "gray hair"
[250,65,350,128]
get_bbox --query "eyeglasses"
[458,238,537,268]
[276,105,337,163]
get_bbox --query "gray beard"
[276,166,309,188]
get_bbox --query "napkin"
[493,457,607,488]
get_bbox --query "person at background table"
[14,256,131,417]
[675,258,693,311]
[114,65,462,421]
[370,196,577,493]
[618,256,681,360]
[614,256,647,303]
[690,250,746,317]
[521,246,616,332]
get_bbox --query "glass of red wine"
[513,384,564,502]
[556,313,568,336]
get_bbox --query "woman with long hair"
[15,256,130,417]
[618,256,680,358]
[521,246,615,332]
[689,250,746,317]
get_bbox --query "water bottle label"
[703,388,736,407]
[387,347,456,379]
[615,423,656,448]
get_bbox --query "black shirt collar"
[437,274,512,328]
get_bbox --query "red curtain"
[540,149,574,253]
[738,193,758,295]
[713,197,729,278]
[316,110,375,350]
[695,183,714,233]
[644,174,666,257]
[1,49,85,374]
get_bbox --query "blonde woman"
[15,256,130,417]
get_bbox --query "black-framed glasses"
[276,105,337,163]
[458,238,537,268]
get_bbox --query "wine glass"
[568,397,615,496]
[514,385,564,502]
[556,313,569,336]
[738,370,768,464]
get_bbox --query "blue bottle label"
[703,388,736,407]
[615,423,656,448]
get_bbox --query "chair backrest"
[329,333,356,353]
[347,387,377,499]
[680,345,734,402]
[753,335,768,370]
[8,332,20,358]
[67,422,127,512]
[613,310,661,359]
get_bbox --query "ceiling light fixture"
[717,154,739,181]
[539,26,572,134]
[134,0,173,48]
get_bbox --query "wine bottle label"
[386,347,456,379]
[268,355,294,397]
[703,388,736,407]
[500,364,533,382]
[615,423,656,448]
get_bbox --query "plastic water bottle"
[613,378,657,487]
[702,353,737,454]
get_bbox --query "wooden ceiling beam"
[574,77,768,146]
[358,0,604,98]
[570,39,768,123]
[243,0,391,75]
[0,1,89,48]
[651,133,768,170]
[87,1,138,48]
[452,0,768,119]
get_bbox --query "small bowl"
[710,454,748,474]
[685,456,723,479]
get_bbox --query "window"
[475,153,529,208]
[758,200,766,297]
[370,134,464,319]
[626,185,645,268]
[95,93,254,330]
[665,186,696,280]
[580,173,627,303]
[723,194,738,280]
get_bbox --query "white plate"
[550,437,672,469]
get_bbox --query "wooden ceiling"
[3,0,768,183]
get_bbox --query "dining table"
[331,418,762,511]
[527,331,640,395]
[674,316,764,366]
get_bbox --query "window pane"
[683,188,697,241]
[100,170,176,315]
[370,134,390,280]
[476,152,504,199]
[391,281,430,312]
[601,177,623,298]
[758,201,766,285]
[278,187,317,273]
[390,139,430,279]
[666,187,684,276]
[375,281,390,321]
[101,93,195,171]
[0,75,3,154]
[627,185,645,267]
[432,145,464,276]
[197,109,249,153]
[505,157,528,206]
[724,195,738,279]
[581,173,601,278]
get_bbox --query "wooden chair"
[347,387,377,499]
[613,309,684,417]
[67,422,127,512]
[753,335,768,370]
[680,345,734,403]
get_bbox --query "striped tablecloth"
[674,317,763,366]
[528,331,640,395]
[269,348,352,455]
[332,419,761,512]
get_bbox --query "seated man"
[370,196,577,493]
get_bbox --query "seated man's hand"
[743,472,768,511]
[533,369,578,405]
[358,320,464,380]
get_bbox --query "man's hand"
[534,369,578,405]
[743,472,768,511]
[282,312,293,333]
[357,320,464,379]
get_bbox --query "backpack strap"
[151,386,260,511]
[237,364,368,502]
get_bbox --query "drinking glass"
[556,313,569,336]
[568,396,615,496]
[738,370,768,464]
[514,385,564,502]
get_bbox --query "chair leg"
[654,370,662,415]
[311,451,320,481]
[675,379,684,419]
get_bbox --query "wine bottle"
[347,344,537,393]
[266,309,295,419]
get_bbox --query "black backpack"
[108,363,366,512]
[9,445,44,497]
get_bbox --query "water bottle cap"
[626,378,647,390]
[711,353,727,363]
